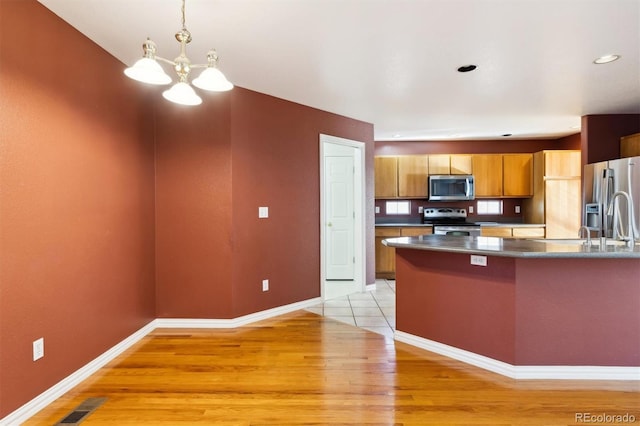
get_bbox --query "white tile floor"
[305,279,396,340]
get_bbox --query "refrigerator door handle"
[601,168,615,238]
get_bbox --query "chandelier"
[124,0,233,106]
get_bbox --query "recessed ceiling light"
[593,54,621,64]
[502,133,512,137]
[392,134,401,138]
[457,65,477,73]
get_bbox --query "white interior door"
[325,154,355,280]
[320,135,365,301]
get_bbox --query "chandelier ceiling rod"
[124,0,233,106]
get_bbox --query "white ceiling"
[38,0,640,141]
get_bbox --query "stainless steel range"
[423,207,481,237]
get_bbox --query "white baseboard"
[154,297,322,329]
[1,297,322,425]
[366,279,382,291]
[394,331,640,381]
[1,321,156,426]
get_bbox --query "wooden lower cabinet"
[400,228,432,237]
[481,227,513,237]
[512,227,545,238]
[375,228,400,279]
[375,227,432,279]
[481,226,545,238]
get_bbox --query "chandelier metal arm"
[155,56,209,70]
[155,56,177,66]
[153,56,211,69]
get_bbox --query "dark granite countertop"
[382,234,640,258]
[375,222,545,228]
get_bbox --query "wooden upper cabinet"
[472,154,503,197]
[374,157,398,198]
[543,150,581,177]
[503,154,533,197]
[397,155,429,198]
[621,133,640,158]
[450,155,473,175]
[428,155,450,174]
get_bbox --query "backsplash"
[375,198,526,224]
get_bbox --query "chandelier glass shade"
[162,82,202,106]
[124,0,233,106]
[124,57,172,85]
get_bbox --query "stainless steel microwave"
[428,175,475,201]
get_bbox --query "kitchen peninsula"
[384,235,640,380]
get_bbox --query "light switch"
[33,338,44,361]
[515,205,521,214]
[375,206,380,214]
[258,207,269,218]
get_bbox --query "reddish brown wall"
[154,88,375,318]
[229,89,375,316]
[154,97,235,318]
[396,250,516,363]
[515,258,640,366]
[0,0,156,418]
[1,1,375,417]
[375,198,527,223]
[555,132,582,150]
[395,249,640,366]
[581,114,640,164]
[375,135,581,156]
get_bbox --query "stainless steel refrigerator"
[583,156,640,240]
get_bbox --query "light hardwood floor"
[24,311,639,425]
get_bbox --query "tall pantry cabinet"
[523,150,582,238]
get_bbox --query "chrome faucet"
[578,226,592,247]
[607,191,636,248]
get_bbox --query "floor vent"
[55,397,106,425]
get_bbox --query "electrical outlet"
[375,206,380,214]
[258,207,269,218]
[469,206,474,214]
[515,205,521,214]
[418,206,423,213]
[33,338,44,361]
[262,279,269,292]
[470,255,487,266]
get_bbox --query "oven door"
[433,225,481,237]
